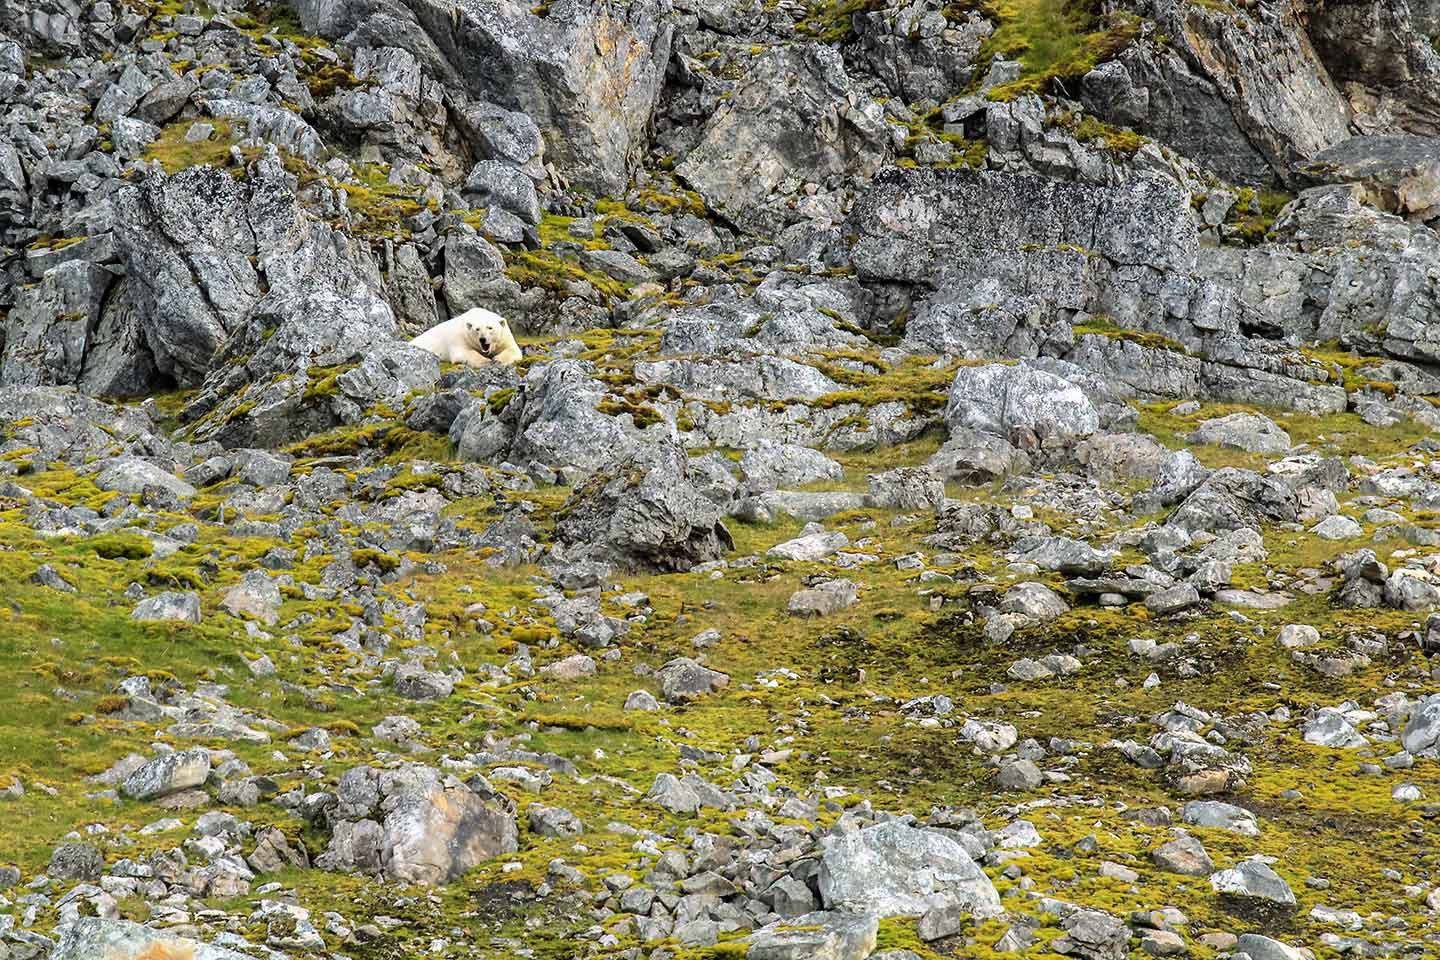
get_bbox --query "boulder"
[1166,468,1299,534]
[1209,859,1296,906]
[739,440,843,492]
[121,748,211,801]
[656,657,730,703]
[131,592,202,624]
[945,363,1099,441]
[676,44,890,234]
[788,578,860,616]
[555,440,734,573]
[817,820,1001,918]
[1298,135,1440,221]
[298,0,672,194]
[317,765,517,885]
[52,918,255,960]
[746,911,879,960]
[1188,412,1291,454]
[95,457,197,500]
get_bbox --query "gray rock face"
[849,168,1199,338]
[1082,41,1271,186]
[0,260,116,390]
[1188,412,1291,454]
[676,44,890,234]
[747,911,878,960]
[1299,135,1440,221]
[183,278,427,449]
[555,440,734,573]
[1167,468,1299,534]
[52,919,255,960]
[1134,0,1348,182]
[656,657,730,703]
[121,748,211,801]
[739,440,843,492]
[818,820,1001,918]
[945,363,1099,441]
[318,765,517,885]
[298,0,672,194]
[131,592,202,624]
[452,359,637,476]
[1209,859,1296,906]
[1310,0,1440,141]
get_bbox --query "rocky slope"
[5,1,1440,959]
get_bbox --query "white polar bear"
[408,307,523,367]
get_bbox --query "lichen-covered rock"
[817,820,1001,918]
[945,363,1099,442]
[676,44,890,234]
[318,764,517,885]
[555,439,734,572]
[121,748,211,801]
[297,0,672,194]
[51,918,256,960]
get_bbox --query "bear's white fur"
[408,307,523,367]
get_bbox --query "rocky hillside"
[7,0,1440,958]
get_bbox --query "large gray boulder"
[555,440,734,572]
[52,919,255,960]
[1298,135,1440,221]
[945,363,1099,441]
[451,359,639,476]
[1166,468,1299,534]
[121,748,211,801]
[296,0,672,194]
[0,260,119,390]
[676,43,890,234]
[817,820,1001,918]
[317,764,518,885]
[1209,859,1296,906]
[95,457,197,500]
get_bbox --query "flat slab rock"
[817,820,1002,918]
[52,918,255,960]
[746,910,878,960]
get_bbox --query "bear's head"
[464,310,512,359]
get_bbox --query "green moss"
[979,0,1141,101]
[142,117,242,173]
[1072,315,1187,352]
[87,534,152,561]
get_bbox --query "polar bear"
[408,307,523,367]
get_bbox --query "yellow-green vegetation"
[1220,187,1294,245]
[795,0,888,43]
[977,0,1141,101]
[337,163,428,238]
[1299,342,1403,396]
[1073,314,1187,352]
[1136,399,1432,469]
[142,117,243,173]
